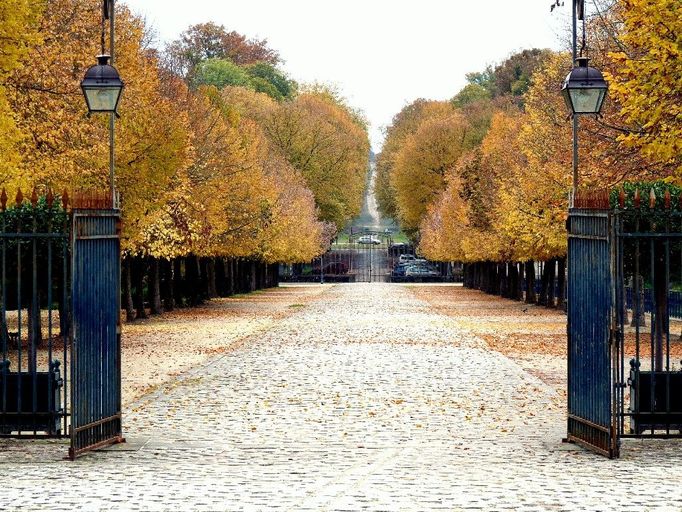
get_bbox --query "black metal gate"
[69,208,123,458]
[0,191,122,459]
[0,191,70,438]
[613,202,682,443]
[348,236,390,283]
[567,206,618,457]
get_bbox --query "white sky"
[122,0,571,150]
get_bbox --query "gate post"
[69,207,123,459]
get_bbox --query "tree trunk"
[630,274,646,327]
[546,258,557,308]
[223,259,232,297]
[206,258,217,298]
[162,258,174,311]
[228,259,236,295]
[539,259,556,308]
[249,260,257,292]
[516,262,524,301]
[215,258,226,297]
[186,254,201,306]
[489,262,499,295]
[150,258,162,315]
[123,257,135,321]
[133,257,148,320]
[496,263,508,297]
[173,258,184,308]
[653,241,667,372]
[556,257,566,310]
[525,260,536,304]
[507,262,519,301]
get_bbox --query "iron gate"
[567,207,618,457]
[70,208,123,458]
[0,192,122,459]
[614,206,682,443]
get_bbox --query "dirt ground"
[408,285,568,400]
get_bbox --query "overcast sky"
[122,0,571,150]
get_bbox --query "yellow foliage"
[266,91,369,230]
[392,107,472,233]
[606,0,682,174]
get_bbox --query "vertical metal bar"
[47,211,53,434]
[31,205,37,436]
[570,0,578,200]
[16,213,22,435]
[0,211,6,426]
[64,213,69,436]
[649,237,655,435]
[634,214,640,433]
[665,216,670,435]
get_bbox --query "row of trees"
[0,1,369,318]
[377,0,680,306]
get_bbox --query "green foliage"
[456,49,551,107]
[490,49,551,99]
[451,83,491,108]
[193,58,252,89]
[610,181,682,211]
[193,59,296,102]
[245,62,295,100]
[0,196,67,233]
[164,22,280,78]
[465,69,495,92]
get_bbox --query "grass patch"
[288,303,306,308]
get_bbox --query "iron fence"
[614,209,682,442]
[0,192,70,437]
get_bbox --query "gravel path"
[1,284,681,511]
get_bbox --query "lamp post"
[564,0,608,204]
[80,0,122,205]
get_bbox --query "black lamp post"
[565,0,608,202]
[80,0,120,205]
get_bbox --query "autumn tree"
[606,0,681,174]
[6,1,192,254]
[220,85,328,262]
[0,0,40,185]
[164,22,280,80]
[265,87,370,229]
[193,58,252,89]
[375,100,453,221]
[391,107,475,235]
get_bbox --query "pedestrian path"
[1,284,681,511]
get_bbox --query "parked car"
[358,235,381,245]
[405,266,440,277]
[392,263,409,277]
[398,254,416,264]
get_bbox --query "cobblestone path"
[2,284,682,510]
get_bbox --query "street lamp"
[80,55,124,114]
[80,0,119,206]
[564,0,609,201]
[561,57,608,115]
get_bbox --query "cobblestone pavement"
[2,284,682,511]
